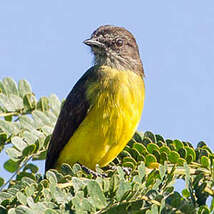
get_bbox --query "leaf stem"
[0,112,19,117]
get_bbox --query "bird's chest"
[86,68,145,142]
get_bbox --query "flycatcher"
[45,25,145,172]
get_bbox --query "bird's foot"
[78,163,107,178]
[104,165,132,176]
[104,165,132,175]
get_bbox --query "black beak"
[83,38,104,48]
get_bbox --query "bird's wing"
[45,67,96,172]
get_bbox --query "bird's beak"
[83,38,104,48]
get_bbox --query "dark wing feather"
[45,67,96,172]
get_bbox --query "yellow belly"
[56,66,145,170]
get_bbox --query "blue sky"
[0,1,214,180]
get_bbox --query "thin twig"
[0,156,32,192]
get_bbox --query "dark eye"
[116,39,123,47]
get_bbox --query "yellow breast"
[56,66,145,170]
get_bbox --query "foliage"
[0,77,214,214]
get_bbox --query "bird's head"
[84,25,144,76]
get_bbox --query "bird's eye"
[115,39,123,47]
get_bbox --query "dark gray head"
[84,25,144,76]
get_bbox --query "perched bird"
[45,25,145,172]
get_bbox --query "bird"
[45,25,145,172]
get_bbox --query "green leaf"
[0,120,18,135]
[33,150,47,160]
[22,144,36,157]
[166,191,182,209]
[116,180,131,202]
[44,209,58,214]
[186,155,193,164]
[173,139,184,151]
[201,146,212,155]
[23,131,38,145]
[210,197,214,212]
[14,205,31,214]
[41,125,53,136]
[159,146,170,154]
[37,97,50,112]
[4,115,13,122]
[151,150,160,162]
[122,161,135,169]
[0,94,14,111]
[184,162,190,184]
[119,149,131,159]
[182,188,190,198]
[116,166,126,180]
[133,142,147,155]
[160,152,168,164]
[151,204,159,213]
[168,151,180,164]
[169,144,176,151]
[0,94,23,112]
[144,131,156,143]
[123,156,137,165]
[157,140,164,147]
[185,146,196,161]
[72,194,95,213]
[23,93,36,111]
[44,111,57,124]
[0,177,4,187]
[5,147,22,160]
[46,171,57,184]
[22,177,36,186]
[128,147,141,160]
[16,192,27,205]
[11,136,27,151]
[0,192,13,203]
[53,187,69,204]
[142,137,153,147]
[146,170,159,187]
[159,164,166,180]
[197,141,207,148]
[8,208,16,214]
[201,156,210,168]
[23,163,38,173]
[198,205,210,214]
[133,131,144,143]
[17,172,36,181]
[9,95,24,110]
[178,148,187,159]
[0,80,7,94]
[18,80,32,97]
[32,110,51,127]
[155,134,165,143]
[2,77,18,96]
[145,154,157,167]
[147,143,159,154]
[138,162,146,178]
[177,158,186,166]
[25,183,35,197]
[130,147,142,159]
[48,94,61,117]
[4,159,20,173]
[0,133,7,145]
[19,115,35,131]
[199,149,209,158]
[87,180,107,209]
[166,139,173,146]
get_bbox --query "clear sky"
[0,1,214,179]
